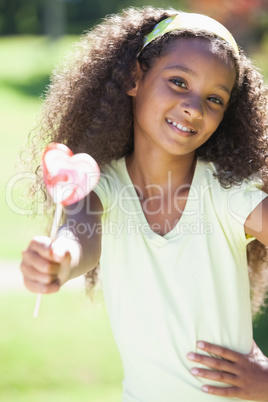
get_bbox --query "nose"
[181,94,203,119]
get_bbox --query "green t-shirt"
[93,157,267,402]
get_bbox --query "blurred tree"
[117,0,187,13]
[43,0,66,38]
[0,0,187,36]
[0,0,42,34]
[65,0,102,34]
[187,0,268,50]
[0,0,104,35]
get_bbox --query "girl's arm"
[20,191,103,293]
[59,191,103,281]
[244,197,268,246]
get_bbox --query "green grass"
[1,36,78,259]
[0,289,123,401]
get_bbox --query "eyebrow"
[165,65,196,76]
[164,65,232,96]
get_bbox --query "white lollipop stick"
[33,203,63,318]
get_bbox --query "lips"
[166,118,197,134]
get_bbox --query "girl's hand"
[20,236,72,294]
[187,340,268,401]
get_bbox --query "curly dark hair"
[25,6,268,314]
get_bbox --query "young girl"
[20,6,268,401]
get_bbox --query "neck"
[126,148,196,198]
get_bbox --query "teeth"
[167,119,195,133]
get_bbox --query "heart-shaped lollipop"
[42,143,100,206]
[34,143,100,318]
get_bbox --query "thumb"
[57,251,72,286]
[51,237,71,262]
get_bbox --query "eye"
[208,96,223,106]
[170,79,187,89]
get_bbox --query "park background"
[1,0,268,400]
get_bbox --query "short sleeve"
[93,161,121,215]
[226,178,267,246]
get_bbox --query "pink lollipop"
[33,143,100,317]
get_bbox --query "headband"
[139,13,239,56]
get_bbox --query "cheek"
[209,109,226,130]
[202,113,224,142]
[135,94,161,119]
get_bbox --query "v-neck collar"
[120,157,202,247]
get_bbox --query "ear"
[127,60,143,97]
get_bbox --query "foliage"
[188,0,268,49]
[0,0,187,36]
[1,0,267,46]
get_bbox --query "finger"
[196,341,241,363]
[20,262,58,284]
[27,236,64,263]
[25,236,54,260]
[190,367,239,386]
[187,352,237,374]
[202,384,240,398]
[24,276,60,294]
[21,249,60,275]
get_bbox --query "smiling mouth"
[166,118,197,134]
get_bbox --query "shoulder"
[93,157,127,210]
[197,159,268,244]
[197,159,264,196]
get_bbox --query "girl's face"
[128,37,236,159]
